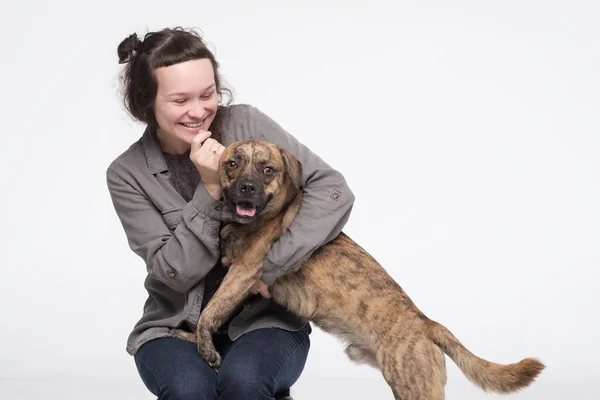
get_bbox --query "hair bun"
[117,33,143,64]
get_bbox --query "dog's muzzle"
[228,177,265,218]
[237,178,259,196]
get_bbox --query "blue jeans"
[134,326,310,400]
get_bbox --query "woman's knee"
[134,338,219,400]
[216,327,310,398]
[218,364,273,398]
[161,377,218,400]
[137,358,218,400]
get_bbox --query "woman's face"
[153,58,219,154]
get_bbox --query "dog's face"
[219,140,302,224]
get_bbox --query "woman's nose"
[186,100,205,118]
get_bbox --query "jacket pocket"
[161,208,183,231]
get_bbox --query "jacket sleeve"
[106,168,224,293]
[244,105,355,285]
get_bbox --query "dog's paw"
[196,328,221,370]
[197,341,222,370]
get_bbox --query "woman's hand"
[249,280,271,299]
[190,130,225,200]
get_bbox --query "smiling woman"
[107,26,355,400]
[153,60,219,154]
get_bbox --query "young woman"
[107,27,354,399]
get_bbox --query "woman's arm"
[243,105,355,285]
[106,168,224,293]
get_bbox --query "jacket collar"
[141,126,169,175]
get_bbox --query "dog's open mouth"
[235,202,257,217]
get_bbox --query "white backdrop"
[1,1,598,399]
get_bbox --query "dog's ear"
[279,147,303,191]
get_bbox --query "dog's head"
[219,140,303,224]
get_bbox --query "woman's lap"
[134,326,310,400]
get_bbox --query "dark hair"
[117,27,233,126]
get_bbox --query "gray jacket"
[106,104,354,355]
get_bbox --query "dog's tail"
[426,320,544,393]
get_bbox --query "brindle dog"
[171,140,544,400]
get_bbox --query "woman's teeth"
[181,120,203,128]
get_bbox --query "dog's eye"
[263,167,275,176]
[227,161,238,170]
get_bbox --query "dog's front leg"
[196,261,263,370]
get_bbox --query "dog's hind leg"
[380,337,446,400]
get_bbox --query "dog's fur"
[172,140,544,400]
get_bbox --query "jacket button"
[167,269,177,279]
[213,228,219,237]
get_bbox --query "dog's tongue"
[236,204,256,217]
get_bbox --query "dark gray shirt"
[162,151,199,203]
[106,104,355,355]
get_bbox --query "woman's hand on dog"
[249,280,271,298]
[221,257,271,298]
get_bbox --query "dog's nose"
[240,181,257,194]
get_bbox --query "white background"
[1,1,599,399]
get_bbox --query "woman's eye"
[201,92,214,100]
[264,167,274,176]
[174,99,186,104]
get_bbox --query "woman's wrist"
[203,182,222,200]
